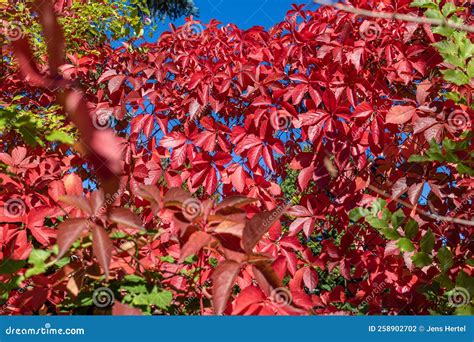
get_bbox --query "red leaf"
[108,208,143,230]
[298,165,314,190]
[179,231,213,263]
[242,203,290,253]
[108,75,126,94]
[92,224,113,277]
[112,302,142,315]
[63,173,83,196]
[59,195,92,215]
[233,286,265,314]
[303,267,319,291]
[212,260,241,315]
[386,105,416,124]
[56,218,89,259]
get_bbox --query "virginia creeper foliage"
[0,0,473,316]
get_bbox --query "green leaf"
[54,257,70,269]
[26,249,51,277]
[391,209,405,229]
[160,256,175,263]
[442,69,470,85]
[381,208,392,222]
[454,305,474,315]
[46,132,74,145]
[444,91,461,103]
[432,25,454,37]
[434,273,454,290]
[132,287,172,309]
[442,54,465,68]
[455,271,474,297]
[183,255,197,264]
[370,199,387,214]
[408,154,430,163]
[348,207,369,222]
[410,0,438,9]
[433,40,458,56]
[437,246,453,272]
[457,164,474,176]
[420,229,435,253]
[366,216,389,229]
[0,260,26,275]
[149,290,172,309]
[382,228,401,240]
[412,252,432,267]
[124,275,146,283]
[441,2,458,16]
[468,59,474,78]
[404,219,419,239]
[397,238,415,252]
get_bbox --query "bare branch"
[367,184,474,227]
[314,0,474,33]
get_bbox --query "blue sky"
[147,0,314,40]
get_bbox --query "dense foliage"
[0,0,472,316]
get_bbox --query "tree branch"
[314,0,474,33]
[367,184,474,227]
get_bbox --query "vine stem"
[313,0,474,33]
[367,184,474,227]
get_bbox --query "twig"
[367,184,474,227]
[314,0,474,33]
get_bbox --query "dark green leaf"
[412,252,432,267]
[391,209,405,229]
[437,246,453,272]
[404,219,419,239]
[420,229,435,253]
[382,228,401,240]
[0,260,26,275]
